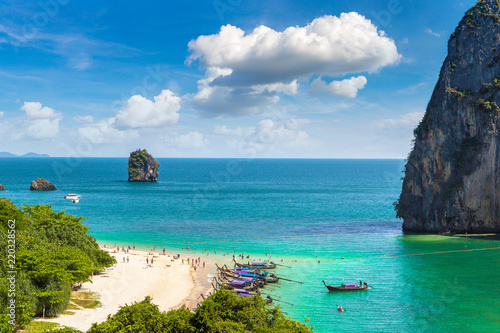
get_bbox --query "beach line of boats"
[209,261,302,306]
[194,257,374,316]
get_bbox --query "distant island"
[128,149,160,182]
[0,152,50,157]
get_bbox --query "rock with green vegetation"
[0,184,5,191]
[29,177,57,191]
[88,290,314,333]
[396,0,500,233]
[128,149,160,182]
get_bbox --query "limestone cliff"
[128,149,160,182]
[30,178,57,191]
[396,0,500,233]
[0,184,5,191]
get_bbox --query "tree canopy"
[88,290,314,333]
[0,199,116,332]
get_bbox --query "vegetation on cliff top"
[128,149,159,181]
[0,199,116,332]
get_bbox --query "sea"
[1,158,499,332]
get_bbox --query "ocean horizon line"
[0,156,407,160]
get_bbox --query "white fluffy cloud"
[162,131,209,149]
[116,90,181,128]
[215,118,316,153]
[190,67,279,117]
[73,115,94,123]
[77,117,138,144]
[192,84,279,117]
[214,125,254,137]
[76,90,181,145]
[25,118,61,139]
[425,28,441,37]
[21,102,61,119]
[253,81,299,95]
[188,13,400,85]
[187,13,400,116]
[371,111,425,130]
[310,76,367,98]
[19,102,62,139]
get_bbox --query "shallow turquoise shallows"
[1,158,499,332]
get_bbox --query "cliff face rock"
[128,149,160,182]
[396,0,500,233]
[30,178,57,191]
[0,184,5,191]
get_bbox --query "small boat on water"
[64,194,81,203]
[323,280,370,291]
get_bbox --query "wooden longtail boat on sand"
[322,280,370,291]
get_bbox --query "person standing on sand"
[151,257,154,264]
[146,258,149,264]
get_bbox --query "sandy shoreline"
[38,247,215,332]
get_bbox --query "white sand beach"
[38,248,213,332]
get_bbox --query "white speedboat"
[65,194,81,202]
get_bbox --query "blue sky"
[0,0,477,158]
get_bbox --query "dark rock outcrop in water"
[128,149,159,182]
[396,0,500,234]
[0,184,5,191]
[30,178,57,191]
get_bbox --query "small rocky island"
[0,184,5,191]
[396,0,500,234]
[30,178,57,191]
[128,149,160,182]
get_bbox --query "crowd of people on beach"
[102,243,210,271]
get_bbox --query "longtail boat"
[236,261,277,269]
[223,279,258,291]
[224,268,280,284]
[322,280,370,291]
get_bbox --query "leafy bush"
[477,99,499,113]
[89,290,314,333]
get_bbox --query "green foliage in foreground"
[89,290,314,333]
[0,199,116,331]
[19,320,59,333]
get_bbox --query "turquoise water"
[1,158,499,332]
